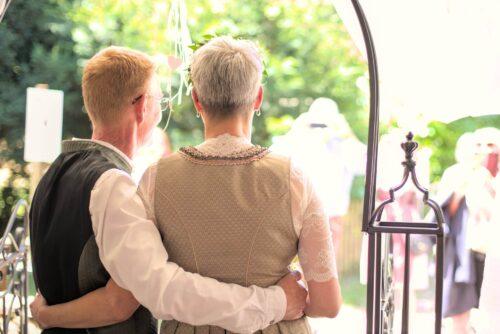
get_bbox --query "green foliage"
[0,0,88,215]
[417,115,500,183]
[1,0,367,152]
[63,0,368,149]
[0,0,90,162]
[265,115,295,137]
[2,0,498,191]
[181,0,368,145]
[340,273,366,308]
[0,161,29,228]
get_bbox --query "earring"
[196,111,200,118]
[255,109,261,117]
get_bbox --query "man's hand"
[278,271,308,320]
[30,293,49,329]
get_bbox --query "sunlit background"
[1,0,499,332]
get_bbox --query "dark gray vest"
[30,140,156,334]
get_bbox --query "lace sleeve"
[290,160,338,282]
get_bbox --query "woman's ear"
[253,86,263,110]
[192,89,203,112]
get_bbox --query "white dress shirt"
[87,139,286,334]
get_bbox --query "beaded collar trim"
[179,145,269,165]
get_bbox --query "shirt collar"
[72,138,134,168]
[196,134,254,156]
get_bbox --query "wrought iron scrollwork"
[380,234,394,334]
[366,133,445,334]
[370,132,445,228]
[0,199,29,334]
[349,0,445,331]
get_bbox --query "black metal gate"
[350,1,445,333]
[0,200,29,334]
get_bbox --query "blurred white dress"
[478,176,500,334]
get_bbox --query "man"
[29,46,307,333]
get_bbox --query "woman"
[138,36,341,333]
[31,36,341,333]
[476,128,500,334]
[437,133,493,334]
[478,174,499,334]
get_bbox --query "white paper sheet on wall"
[24,87,64,163]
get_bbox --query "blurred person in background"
[476,127,500,334]
[271,97,366,252]
[437,131,494,334]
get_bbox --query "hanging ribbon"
[164,0,192,129]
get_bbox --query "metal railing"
[0,199,29,334]
[365,133,445,333]
[349,0,445,332]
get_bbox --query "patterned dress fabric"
[137,134,339,333]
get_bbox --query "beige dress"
[139,134,338,334]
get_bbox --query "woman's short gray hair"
[190,36,263,118]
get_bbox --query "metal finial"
[401,132,418,169]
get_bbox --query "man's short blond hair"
[82,46,156,126]
[190,36,263,118]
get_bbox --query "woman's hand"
[30,293,50,329]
